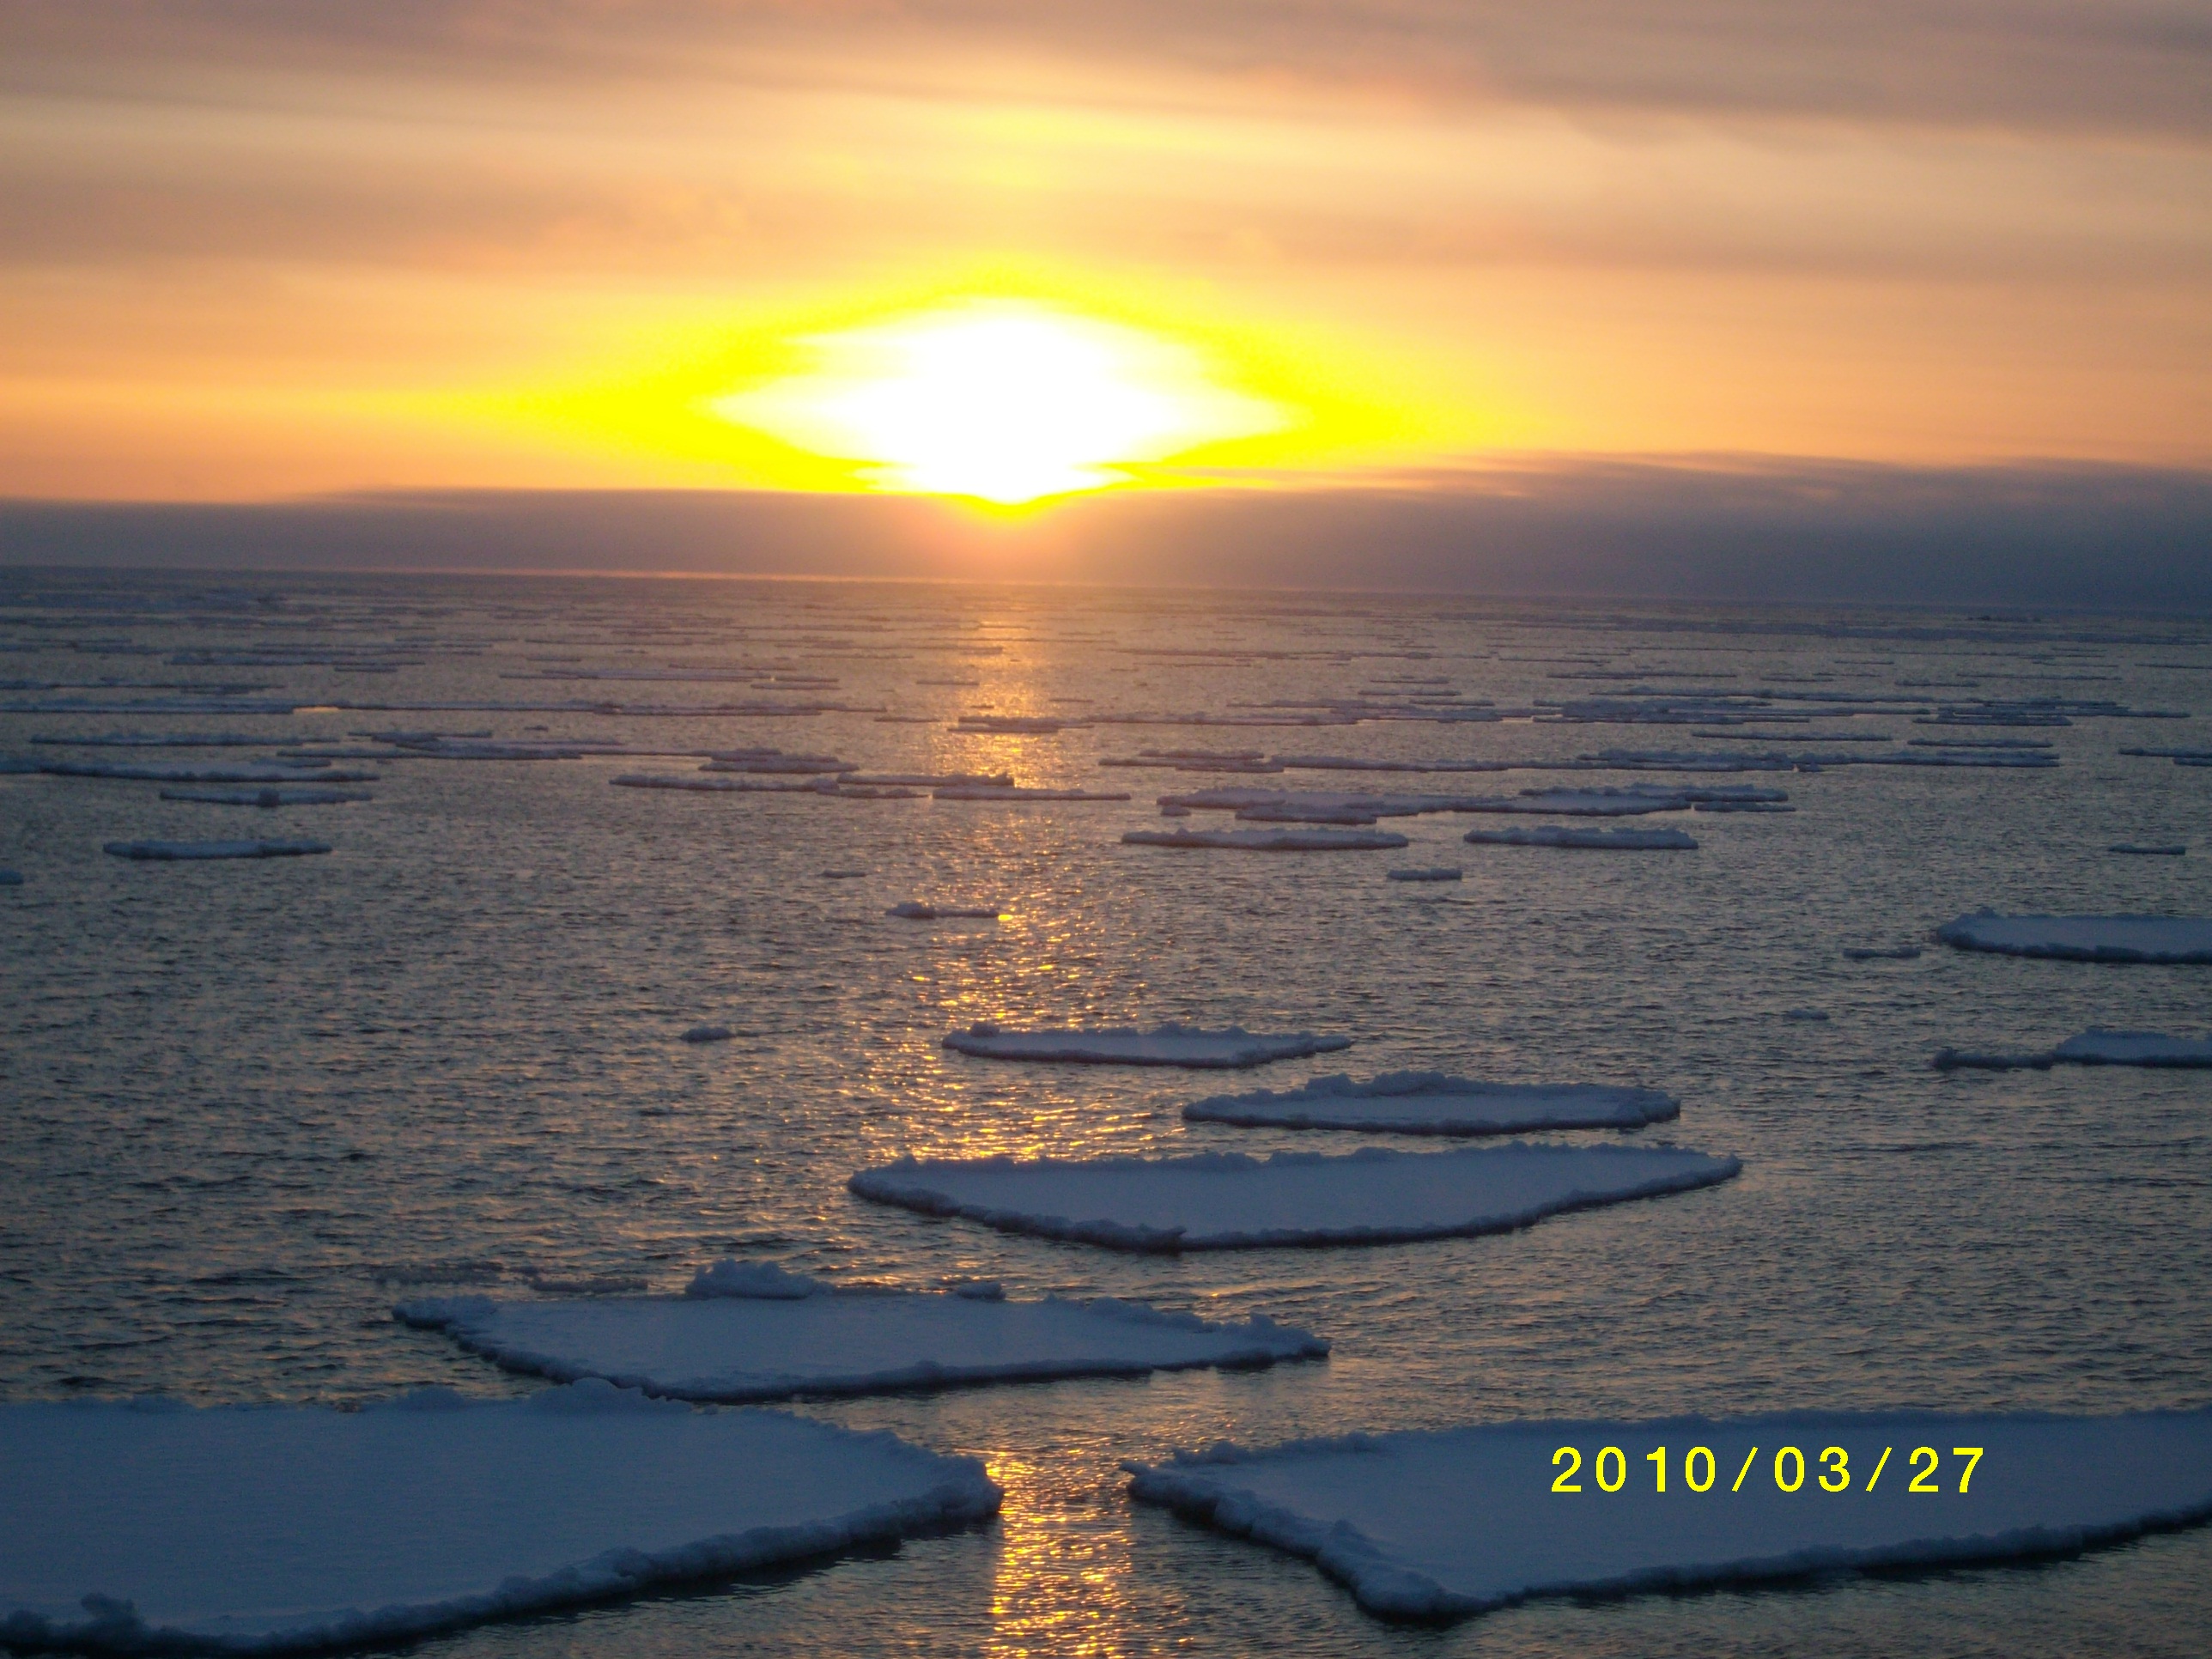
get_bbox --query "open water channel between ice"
[3,569,2209,1656]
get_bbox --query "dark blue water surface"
[3,570,2209,1656]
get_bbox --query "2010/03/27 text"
[1551,1443,1983,1495]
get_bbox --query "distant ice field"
[3,572,2209,1659]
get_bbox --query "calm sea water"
[3,569,2209,1657]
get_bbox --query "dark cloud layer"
[7,460,2209,610]
[10,1,2210,138]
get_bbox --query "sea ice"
[933,784,1131,801]
[2051,1029,2212,1066]
[396,1270,1326,1400]
[1182,1073,1679,1135]
[888,902,1002,921]
[33,760,378,784]
[1842,945,1922,960]
[0,869,21,885]
[0,1384,999,1654]
[1387,867,1462,882]
[943,1024,1352,1068]
[158,787,371,806]
[1462,826,1698,850]
[681,1024,734,1043]
[611,773,824,793]
[1450,787,1694,817]
[2109,843,2186,856]
[848,1142,1738,1251]
[1122,1407,2212,1620]
[1122,828,1410,851]
[1936,912,2212,963]
[103,840,331,860]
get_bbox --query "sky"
[3,3,2209,594]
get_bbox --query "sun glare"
[709,301,1285,504]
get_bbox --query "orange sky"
[3,3,2208,502]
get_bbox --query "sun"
[708,300,1285,505]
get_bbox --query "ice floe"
[681,1024,734,1043]
[933,784,1131,801]
[1387,867,1462,882]
[2110,843,2186,856]
[1182,1073,1679,1135]
[702,749,854,774]
[0,1384,1000,1653]
[848,1142,1738,1251]
[1936,1029,2212,1070]
[158,787,371,806]
[26,760,379,784]
[888,902,1002,921]
[1122,828,1410,851]
[395,1271,1326,1401]
[103,839,331,860]
[1936,912,2212,963]
[1842,945,1922,960]
[0,869,21,885]
[1122,1407,2212,1620]
[942,1024,1351,1068]
[1462,826,1698,850]
[1451,787,1708,817]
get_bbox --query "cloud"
[7,459,2209,610]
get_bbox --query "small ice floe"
[1463,825,1697,850]
[820,868,869,879]
[1183,1072,1678,1135]
[2120,746,2212,766]
[34,759,378,783]
[842,772,1012,788]
[850,1142,1737,1251]
[1452,787,1698,817]
[0,1386,1000,1654]
[1122,1407,2212,1621]
[955,714,1077,734]
[1387,867,1462,882]
[28,732,290,748]
[0,869,21,885]
[943,1023,1351,1068]
[158,786,371,806]
[104,839,331,860]
[701,749,854,774]
[680,1024,734,1043]
[887,902,1002,921]
[1936,1029,2212,1070]
[933,784,1132,801]
[1158,804,1193,817]
[394,1267,1327,1401]
[1123,827,1410,851]
[2109,842,2186,856]
[611,773,821,793]
[1842,945,1922,960]
[1782,1008,1830,1021]
[1936,912,2212,963]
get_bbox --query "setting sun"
[709,300,1286,504]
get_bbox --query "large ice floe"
[848,1143,1738,1251]
[1935,1028,2212,1070]
[103,839,330,860]
[1462,825,1698,851]
[1183,1073,1679,1135]
[1122,1407,2212,1621]
[1122,827,1410,851]
[943,1024,1351,1068]
[1936,912,2212,963]
[0,1383,999,1654]
[396,1264,1326,1400]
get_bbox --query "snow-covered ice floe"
[848,1142,1738,1252]
[0,1383,999,1655]
[1122,828,1409,852]
[1936,1029,2212,1070]
[103,839,330,860]
[395,1267,1326,1401]
[1462,825,1697,851]
[888,902,1002,921]
[1122,1407,2212,1621]
[943,1024,1351,1068]
[158,787,371,806]
[1387,867,1462,882]
[1182,1073,1679,1136]
[1936,912,2212,963]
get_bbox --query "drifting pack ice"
[1936,913,2212,963]
[0,1384,999,1654]
[942,1024,1352,1068]
[397,1263,1327,1400]
[848,1142,1739,1251]
[104,839,331,861]
[1124,1408,2212,1620]
[1122,827,1410,851]
[1462,825,1697,850]
[1182,1073,1680,1136]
